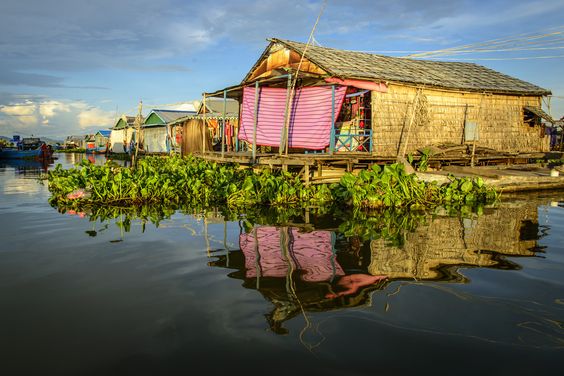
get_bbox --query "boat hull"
[0,148,51,160]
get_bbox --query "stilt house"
[168,98,239,155]
[109,115,139,154]
[206,38,553,158]
[142,109,196,154]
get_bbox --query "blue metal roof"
[96,130,111,137]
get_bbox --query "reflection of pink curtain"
[239,85,347,150]
[239,227,344,281]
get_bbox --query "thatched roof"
[251,38,550,96]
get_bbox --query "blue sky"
[0,0,563,140]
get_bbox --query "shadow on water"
[51,193,559,337]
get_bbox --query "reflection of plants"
[53,202,178,234]
[338,208,427,246]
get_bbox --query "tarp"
[181,119,212,154]
[239,85,347,150]
[142,126,168,153]
[109,128,133,153]
[239,227,344,282]
[325,77,388,92]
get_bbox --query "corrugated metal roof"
[150,109,196,124]
[245,38,551,96]
[96,130,111,137]
[199,97,239,116]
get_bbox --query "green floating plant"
[47,156,498,213]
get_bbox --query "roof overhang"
[524,106,554,123]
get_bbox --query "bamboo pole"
[252,80,259,164]
[133,100,143,168]
[202,94,207,154]
[470,94,485,167]
[398,89,421,160]
[221,90,227,158]
[280,73,292,156]
[282,0,327,157]
[330,85,336,155]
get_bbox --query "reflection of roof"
[247,38,551,96]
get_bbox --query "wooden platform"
[195,151,564,192]
[417,165,564,193]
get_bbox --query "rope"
[405,28,564,59]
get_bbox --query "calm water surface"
[0,153,563,375]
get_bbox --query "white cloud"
[0,101,38,126]
[0,95,115,138]
[77,106,114,129]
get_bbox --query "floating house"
[95,130,111,152]
[141,109,196,154]
[205,38,552,159]
[85,130,111,154]
[64,135,85,149]
[109,115,138,154]
[168,97,240,155]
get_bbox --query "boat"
[0,137,53,160]
[85,143,108,154]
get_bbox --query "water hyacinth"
[47,155,498,211]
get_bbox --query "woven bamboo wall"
[368,202,539,280]
[371,84,549,157]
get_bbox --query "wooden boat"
[0,137,53,160]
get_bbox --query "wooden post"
[202,93,207,154]
[280,74,292,156]
[398,89,420,160]
[222,90,227,158]
[252,81,259,164]
[330,85,336,155]
[470,94,485,167]
[133,99,143,168]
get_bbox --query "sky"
[0,0,563,140]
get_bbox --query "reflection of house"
[209,225,385,334]
[141,109,195,154]
[206,38,551,156]
[168,98,240,155]
[369,202,540,280]
[109,115,139,154]
[240,227,343,281]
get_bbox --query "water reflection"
[0,158,53,176]
[52,195,557,333]
[53,152,131,167]
[208,197,553,334]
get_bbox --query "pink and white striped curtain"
[239,85,347,150]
